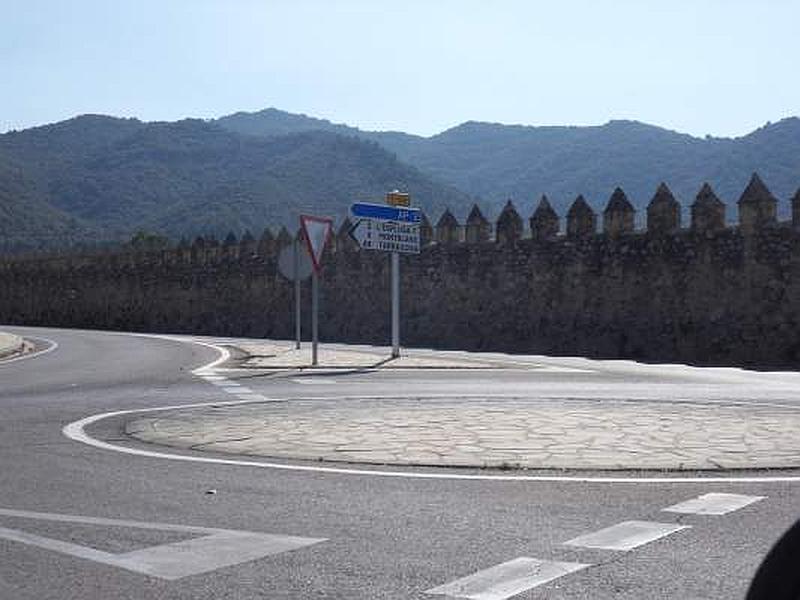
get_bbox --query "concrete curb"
[0,332,25,360]
[125,397,800,471]
[231,341,508,370]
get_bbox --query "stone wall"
[2,174,800,368]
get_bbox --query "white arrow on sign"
[348,217,374,248]
[349,218,420,254]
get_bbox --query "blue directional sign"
[351,202,421,223]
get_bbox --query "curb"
[0,332,25,360]
[231,343,505,371]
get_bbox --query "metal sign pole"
[311,269,319,366]
[299,213,332,369]
[391,251,400,358]
[349,195,416,360]
[293,239,301,349]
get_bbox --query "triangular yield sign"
[299,215,333,273]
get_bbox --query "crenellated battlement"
[3,173,796,271]
[2,173,800,368]
[418,173,795,246]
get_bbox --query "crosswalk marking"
[662,493,766,515]
[195,368,278,404]
[425,557,590,599]
[564,520,690,551]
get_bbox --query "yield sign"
[299,215,333,273]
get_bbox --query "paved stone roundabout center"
[126,397,800,470]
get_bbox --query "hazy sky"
[3,0,798,137]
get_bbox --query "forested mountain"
[216,108,422,161]
[0,150,98,253]
[0,116,469,251]
[2,108,799,254]
[217,109,800,221]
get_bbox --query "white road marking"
[535,366,595,373]
[112,531,320,580]
[292,378,335,385]
[564,520,690,551]
[0,507,325,581]
[186,339,231,374]
[425,557,590,599]
[0,507,223,533]
[235,393,271,401]
[663,493,766,515]
[213,367,273,373]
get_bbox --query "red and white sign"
[299,214,333,273]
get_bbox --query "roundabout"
[124,395,800,471]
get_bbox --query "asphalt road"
[0,325,798,600]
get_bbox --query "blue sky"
[2,0,798,137]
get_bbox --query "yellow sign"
[386,191,410,207]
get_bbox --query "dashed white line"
[564,520,690,551]
[663,493,766,515]
[197,364,272,403]
[427,492,768,596]
[425,557,590,599]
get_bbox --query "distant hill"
[3,108,799,254]
[0,149,98,253]
[217,107,356,138]
[217,109,800,221]
[216,108,422,163]
[0,116,470,250]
